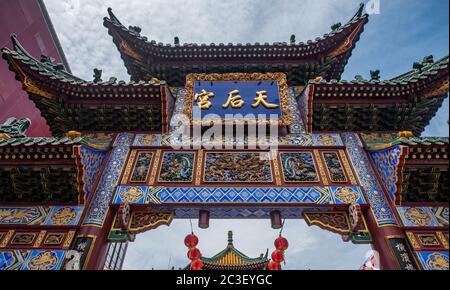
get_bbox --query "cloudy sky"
[43,0,449,269]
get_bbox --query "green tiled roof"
[189,231,269,270]
[106,4,366,50]
[104,4,369,85]
[1,34,164,87]
[364,135,449,151]
[0,136,83,147]
[2,36,166,135]
[309,55,449,85]
[394,137,449,146]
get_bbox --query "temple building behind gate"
[0,3,448,270]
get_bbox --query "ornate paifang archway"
[1,3,448,272]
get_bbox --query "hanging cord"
[167,254,172,270]
[279,218,287,266]
[279,218,286,236]
[189,218,194,234]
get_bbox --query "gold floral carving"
[0,230,14,248]
[436,232,449,249]
[63,231,76,249]
[406,232,420,250]
[313,150,329,185]
[272,156,282,186]
[195,150,204,186]
[121,150,138,184]
[33,231,47,248]
[339,151,357,185]
[183,72,292,126]
[148,150,162,185]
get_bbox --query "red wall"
[0,0,69,137]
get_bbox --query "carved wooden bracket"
[109,208,174,242]
[303,210,372,244]
[349,204,363,232]
[118,201,130,231]
[303,212,351,234]
[128,210,174,234]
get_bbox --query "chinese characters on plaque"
[195,89,279,110]
[388,238,419,270]
[192,81,282,122]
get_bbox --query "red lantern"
[184,233,199,248]
[191,259,203,270]
[271,250,285,263]
[274,236,289,251]
[187,247,202,261]
[267,261,281,270]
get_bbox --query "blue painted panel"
[397,207,440,227]
[0,250,29,270]
[43,206,84,226]
[193,81,281,121]
[21,250,65,270]
[416,251,449,270]
[341,132,397,226]
[330,186,366,205]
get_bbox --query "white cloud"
[44,0,363,81]
[122,219,371,270]
[423,98,449,137]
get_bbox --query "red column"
[365,210,404,270]
[73,133,133,270]
[341,132,406,270]
[76,209,116,270]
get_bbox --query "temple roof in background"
[104,4,369,86]
[186,231,269,270]
[1,35,169,136]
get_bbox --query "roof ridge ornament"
[106,7,123,26]
[93,68,103,83]
[40,54,55,64]
[129,25,142,35]
[290,35,296,45]
[413,55,434,71]
[0,117,31,139]
[351,3,366,21]
[331,22,342,31]
[228,231,233,246]
[422,55,434,65]
[370,70,380,81]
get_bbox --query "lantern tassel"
[279,218,286,236]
